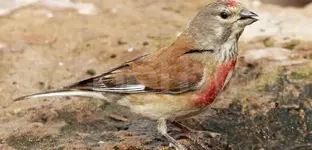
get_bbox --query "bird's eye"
[220,11,229,19]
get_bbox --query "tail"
[13,89,107,102]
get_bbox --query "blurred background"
[0,0,312,149]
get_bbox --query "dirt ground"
[1,0,312,150]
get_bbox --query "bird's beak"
[239,9,259,25]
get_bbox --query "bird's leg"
[157,118,187,150]
[172,121,194,135]
[173,121,220,138]
[173,121,220,150]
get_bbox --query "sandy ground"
[0,0,312,150]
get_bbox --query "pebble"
[13,108,22,115]
[176,32,182,37]
[111,8,117,13]
[128,46,134,52]
[46,12,54,18]
[58,62,64,66]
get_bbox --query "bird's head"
[188,0,258,50]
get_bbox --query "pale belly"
[117,93,205,121]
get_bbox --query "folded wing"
[66,53,204,94]
[14,33,205,101]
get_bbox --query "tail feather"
[14,89,107,102]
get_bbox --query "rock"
[305,109,312,142]
[300,84,312,99]
[243,48,292,61]
[241,47,307,66]
[241,6,312,42]
[260,0,311,7]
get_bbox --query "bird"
[14,0,258,149]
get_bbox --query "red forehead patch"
[226,0,237,6]
[218,0,237,7]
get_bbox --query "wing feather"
[14,32,206,101]
[66,33,204,94]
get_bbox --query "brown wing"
[130,56,203,93]
[13,32,208,102]
[66,33,204,94]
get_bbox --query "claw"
[172,121,223,150]
[169,142,188,150]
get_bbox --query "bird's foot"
[169,142,188,150]
[189,130,221,139]
[164,133,188,150]
[158,119,188,150]
[173,121,222,150]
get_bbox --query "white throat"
[215,38,238,62]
